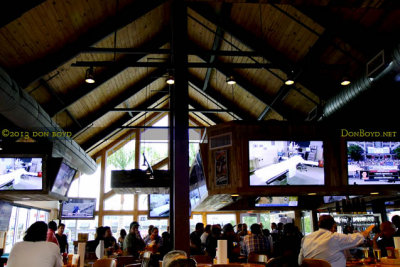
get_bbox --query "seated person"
[86,226,106,253]
[144,227,161,253]
[7,221,63,267]
[373,221,396,257]
[123,221,145,258]
[104,226,119,255]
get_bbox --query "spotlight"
[226,76,236,85]
[341,78,351,86]
[285,71,295,85]
[85,67,95,84]
[149,174,155,180]
[285,78,294,85]
[166,75,175,85]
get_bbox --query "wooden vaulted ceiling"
[1,0,400,156]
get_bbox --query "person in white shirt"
[7,221,63,267]
[298,215,374,267]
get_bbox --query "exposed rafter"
[81,93,169,152]
[189,4,323,100]
[192,45,303,120]
[39,79,82,128]
[297,6,394,58]
[202,3,232,92]
[68,68,167,135]
[188,73,254,121]
[188,98,224,124]
[48,31,169,117]
[0,0,46,29]
[13,0,167,87]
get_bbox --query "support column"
[170,0,189,253]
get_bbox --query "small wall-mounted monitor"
[50,161,77,197]
[255,196,298,207]
[0,155,44,190]
[149,194,169,218]
[347,141,400,185]
[249,141,325,186]
[61,198,96,219]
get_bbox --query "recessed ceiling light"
[231,194,239,197]
[308,193,317,196]
[370,192,379,195]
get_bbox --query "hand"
[362,225,375,238]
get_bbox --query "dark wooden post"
[170,0,190,253]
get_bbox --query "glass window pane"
[138,194,148,211]
[260,214,271,230]
[15,208,29,244]
[28,209,39,227]
[103,215,133,238]
[122,194,134,210]
[140,143,168,167]
[138,215,168,238]
[206,214,236,227]
[5,207,17,253]
[38,210,48,222]
[106,139,136,193]
[241,214,258,226]
[64,220,77,253]
[104,194,121,211]
[68,164,101,211]
[76,217,99,241]
[190,214,203,233]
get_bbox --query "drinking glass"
[373,249,381,262]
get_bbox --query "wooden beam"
[192,47,300,120]
[48,31,169,117]
[170,0,190,252]
[0,0,46,28]
[189,4,323,100]
[68,68,167,135]
[188,73,254,121]
[202,3,232,92]
[13,0,167,87]
[297,6,395,58]
[38,79,82,128]
[188,98,223,124]
[82,93,169,152]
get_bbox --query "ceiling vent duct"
[0,67,97,174]
[319,44,400,121]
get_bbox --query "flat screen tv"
[255,196,298,207]
[149,194,169,218]
[50,161,77,197]
[61,198,96,219]
[0,156,44,190]
[249,141,325,186]
[347,141,400,185]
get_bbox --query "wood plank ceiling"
[0,0,399,157]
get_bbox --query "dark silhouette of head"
[392,215,400,228]
[24,221,48,242]
[250,223,262,235]
[120,229,127,238]
[48,221,57,231]
[318,215,336,231]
